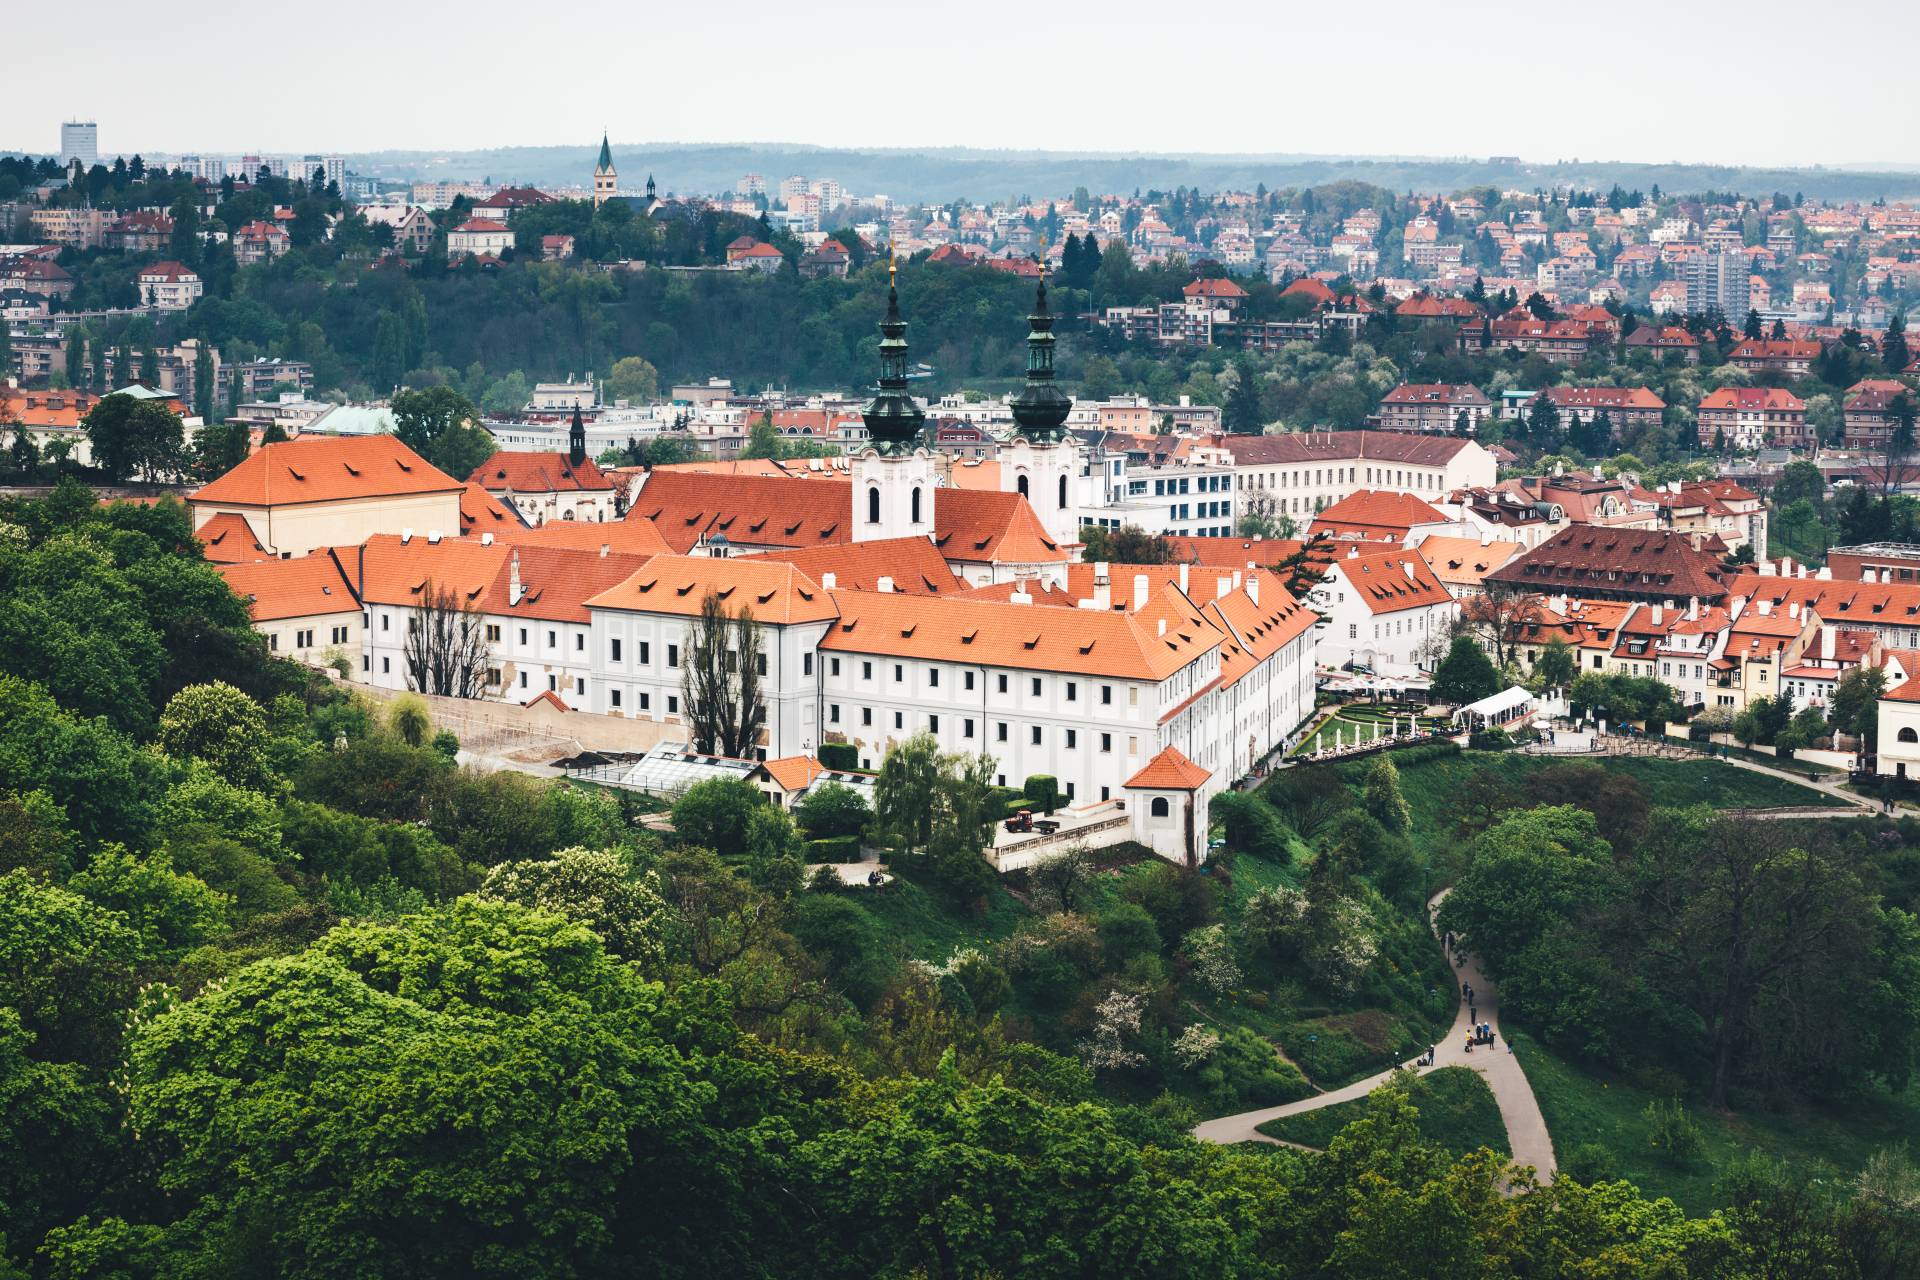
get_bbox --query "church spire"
[593,133,616,209]
[596,133,613,173]
[861,250,925,455]
[568,405,586,467]
[1009,254,1071,443]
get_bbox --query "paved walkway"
[1193,890,1557,1183]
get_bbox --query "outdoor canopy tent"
[1451,685,1536,730]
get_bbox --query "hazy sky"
[11,0,1918,169]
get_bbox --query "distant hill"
[340,143,1920,204]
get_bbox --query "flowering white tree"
[480,847,668,967]
[1173,1024,1221,1069]
[1079,989,1146,1072]
[1182,925,1242,996]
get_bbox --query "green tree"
[391,386,485,476]
[680,591,765,759]
[1531,636,1576,690]
[1224,357,1265,433]
[1430,635,1501,704]
[793,781,870,841]
[604,355,659,404]
[873,732,941,857]
[82,393,184,482]
[69,845,227,962]
[157,681,272,791]
[1829,664,1888,750]
[1437,805,1613,975]
[479,846,668,966]
[1360,753,1412,833]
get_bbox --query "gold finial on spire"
[888,242,897,285]
[1039,237,1048,282]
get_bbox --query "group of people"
[1464,1021,1496,1052]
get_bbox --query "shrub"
[818,741,859,772]
[1562,1142,1620,1184]
[1468,728,1513,751]
[1644,1097,1706,1167]
[806,835,862,862]
[794,781,870,841]
[1022,775,1061,815]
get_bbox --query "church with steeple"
[854,253,937,543]
[1002,266,1081,547]
[593,134,616,209]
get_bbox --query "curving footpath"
[1193,889,1557,1183]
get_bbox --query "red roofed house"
[1309,546,1458,673]
[1124,746,1212,866]
[1728,338,1822,378]
[1535,385,1666,433]
[1182,277,1248,313]
[1622,324,1702,363]
[234,220,290,266]
[447,218,513,260]
[107,210,173,254]
[1843,380,1913,449]
[468,450,619,525]
[1696,386,1808,451]
[1308,489,1455,545]
[137,261,203,311]
[190,433,467,558]
[728,240,785,273]
[215,552,361,667]
[1376,383,1493,435]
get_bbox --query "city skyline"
[8,0,1917,170]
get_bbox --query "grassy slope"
[861,870,1029,963]
[1255,1067,1510,1158]
[1512,1031,1920,1214]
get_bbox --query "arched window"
[1150,796,1170,818]
[1900,727,1918,744]
[1058,474,1068,509]
[911,485,922,524]
[1017,474,1029,498]
[867,486,880,525]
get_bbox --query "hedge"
[806,835,862,862]
[818,742,859,772]
[1022,775,1061,815]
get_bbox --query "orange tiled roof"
[933,488,1069,564]
[627,472,852,551]
[196,511,272,563]
[747,536,967,595]
[469,450,615,494]
[1327,548,1452,615]
[758,755,826,791]
[820,582,1219,681]
[1414,535,1524,587]
[1308,489,1449,541]
[194,435,463,507]
[458,483,523,534]
[493,517,672,556]
[1124,745,1211,790]
[587,554,838,626]
[215,552,359,621]
[353,535,655,625]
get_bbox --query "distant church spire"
[861,250,925,455]
[1009,254,1071,444]
[593,133,616,210]
[569,405,586,467]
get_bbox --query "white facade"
[1001,437,1079,546]
[1229,437,1496,520]
[1310,553,1459,672]
[854,449,937,542]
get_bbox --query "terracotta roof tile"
[215,552,359,622]
[193,435,463,507]
[1124,746,1211,790]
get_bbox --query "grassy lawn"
[1256,1067,1509,1158]
[1511,1030,1920,1214]
[862,869,1029,963]
[1340,751,1844,840]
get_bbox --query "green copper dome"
[860,260,926,456]
[1009,273,1071,443]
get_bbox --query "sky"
[10,0,1918,170]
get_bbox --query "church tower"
[568,405,587,467]
[1004,263,1080,546]
[854,254,935,543]
[593,134,616,209]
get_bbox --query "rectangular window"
[487,667,501,686]
[269,633,279,651]
[893,663,904,683]
[575,678,586,696]
[1066,681,1077,702]
[331,626,348,644]
[548,675,558,692]
[575,633,585,651]
[893,711,904,729]
[1030,726,1042,745]
[830,704,841,723]
[928,714,940,733]
[996,722,1008,742]
[547,630,557,648]
[668,695,679,715]
[964,670,976,691]
[830,657,841,676]
[803,653,813,676]
[610,689,622,708]
[862,708,873,726]
[639,641,650,665]
[1030,677,1042,697]
[381,614,390,631]
[610,638,622,662]
[928,667,939,688]
[963,718,975,738]
[756,653,767,677]
[862,661,873,680]
[1101,732,1112,752]
[383,656,392,674]
[1065,729,1076,748]
[668,644,680,668]
[518,670,526,688]
[485,624,501,642]
[997,674,1009,694]
[519,628,528,645]
[1101,684,1112,705]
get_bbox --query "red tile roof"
[1326,548,1453,615]
[1124,746,1211,790]
[469,450,615,494]
[748,536,967,595]
[216,552,359,621]
[1308,490,1450,542]
[196,511,272,563]
[586,555,838,626]
[1222,430,1479,468]
[193,434,464,507]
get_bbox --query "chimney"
[509,549,524,606]
[400,528,413,545]
[1884,569,1894,584]
[1788,602,1799,619]
[1731,594,1747,619]
[599,543,610,558]
[1758,598,1772,616]
[427,531,442,544]
[1216,577,1232,600]
[1816,566,1833,580]
[877,576,894,594]
[1010,590,1033,605]
[1403,561,1417,581]
[481,532,494,546]
[1760,559,1777,576]
[1347,545,1360,558]
[1157,618,1167,636]
[1822,626,1835,660]
[1177,562,1190,592]
[821,572,837,590]
[1095,560,1110,586]
[1688,596,1699,620]
[1651,604,1663,625]
[1247,574,1260,605]
[1133,574,1149,610]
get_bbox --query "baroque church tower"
[593,134,616,209]
[854,254,935,543]
[1003,263,1080,547]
